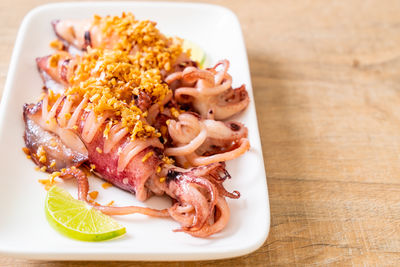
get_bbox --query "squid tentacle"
[161,162,234,234]
[176,197,230,238]
[167,113,250,166]
[58,167,170,217]
[165,60,249,120]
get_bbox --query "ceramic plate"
[0,2,269,261]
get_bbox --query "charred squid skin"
[83,30,92,48]
[35,52,78,95]
[52,19,92,51]
[23,103,88,172]
[51,20,62,41]
[166,169,180,183]
[51,20,79,52]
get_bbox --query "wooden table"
[2,0,400,265]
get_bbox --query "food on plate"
[23,12,250,238]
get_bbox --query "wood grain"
[2,0,400,265]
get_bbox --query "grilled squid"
[25,13,252,238]
[52,17,189,68]
[35,53,250,168]
[165,60,250,120]
[166,113,250,166]
[52,18,129,51]
[23,93,238,237]
[36,51,77,94]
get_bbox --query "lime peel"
[45,186,126,242]
[183,39,208,68]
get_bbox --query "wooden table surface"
[2,0,400,266]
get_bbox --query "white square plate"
[0,2,270,261]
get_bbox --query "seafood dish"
[22,12,250,238]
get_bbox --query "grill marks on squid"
[84,30,92,48]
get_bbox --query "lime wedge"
[183,39,208,68]
[45,186,126,241]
